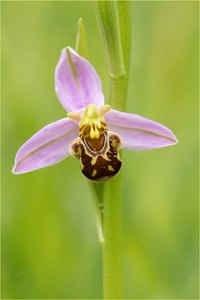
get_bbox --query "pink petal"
[105,109,178,150]
[55,47,104,112]
[12,118,78,174]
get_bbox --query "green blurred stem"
[109,1,131,112]
[90,182,104,243]
[96,1,131,299]
[103,173,123,299]
[95,1,125,76]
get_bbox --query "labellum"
[70,104,122,181]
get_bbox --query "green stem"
[96,1,131,299]
[103,173,123,299]
[90,182,104,243]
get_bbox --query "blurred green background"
[2,1,198,299]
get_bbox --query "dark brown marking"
[80,136,121,182]
[70,124,122,181]
[85,133,105,152]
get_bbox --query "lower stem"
[103,172,123,299]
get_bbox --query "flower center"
[79,103,110,139]
[69,103,122,181]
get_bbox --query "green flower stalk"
[96,2,131,298]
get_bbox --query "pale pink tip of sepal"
[12,118,78,174]
[105,109,178,151]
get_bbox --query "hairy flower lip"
[12,47,178,175]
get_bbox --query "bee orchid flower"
[12,47,178,181]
